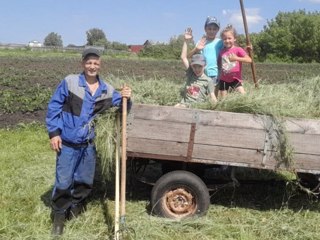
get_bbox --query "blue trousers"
[51,143,96,213]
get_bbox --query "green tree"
[257,10,320,63]
[86,28,107,46]
[107,41,128,51]
[44,32,63,47]
[169,34,195,59]
[237,33,262,62]
[139,34,195,60]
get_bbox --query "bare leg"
[219,90,227,99]
[236,86,245,94]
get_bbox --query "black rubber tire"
[151,170,210,219]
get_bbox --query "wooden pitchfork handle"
[239,0,258,88]
[114,115,120,240]
[120,92,128,223]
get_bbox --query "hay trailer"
[126,104,320,219]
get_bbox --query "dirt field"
[1,53,320,128]
[0,55,184,128]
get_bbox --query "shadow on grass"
[40,158,114,233]
[209,180,319,212]
[40,186,53,208]
[204,167,320,212]
[120,161,320,214]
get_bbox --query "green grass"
[1,124,320,240]
[1,53,320,239]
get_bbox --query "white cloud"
[222,8,264,33]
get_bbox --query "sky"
[0,0,319,46]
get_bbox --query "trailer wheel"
[151,170,210,219]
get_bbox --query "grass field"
[1,124,320,240]
[0,50,320,239]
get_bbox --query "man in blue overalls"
[46,48,132,236]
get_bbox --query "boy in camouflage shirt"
[177,28,217,107]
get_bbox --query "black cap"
[82,47,101,60]
[205,16,220,28]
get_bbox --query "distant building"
[128,40,150,53]
[28,40,42,47]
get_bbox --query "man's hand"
[50,136,62,152]
[121,86,132,99]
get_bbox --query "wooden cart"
[126,104,320,219]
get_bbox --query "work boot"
[68,203,85,220]
[51,212,66,236]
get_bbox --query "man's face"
[82,56,101,78]
[205,25,219,40]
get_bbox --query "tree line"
[43,28,128,51]
[44,10,320,63]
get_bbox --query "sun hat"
[82,47,101,60]
[205,16,220,28]
[191,54,206,66]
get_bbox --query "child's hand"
[196,36,206,50]
[246,44,253,51]
[228,53,238,62]
[184,28,193,41]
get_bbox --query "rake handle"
[239,0,258,88]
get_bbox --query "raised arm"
[181,28,193,69]
[187,35,206,58]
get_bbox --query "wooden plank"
[195,125,266,150]
[193,145,303,170]
[131,104,320,134]
[130,104,270,131]
[127,152,186,162]
[197,110,267,130]
[127,137,188,157]
[289,132,320,155]
[130,104,196,123]
[193,144,265,166]
[131,104,320,133]
[294,153,320,172]
[128,119,190,142]
[285,118,320,134]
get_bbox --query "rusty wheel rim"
[162,187,196,218]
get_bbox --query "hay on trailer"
[264,115,294,169]
[94,107,120,180]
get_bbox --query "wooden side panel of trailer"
[127,104,320,174]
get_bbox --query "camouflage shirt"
[181,67,214,104]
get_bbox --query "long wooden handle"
[120,96,127,219]
[114,115,120,240]
[239,0,258,88]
